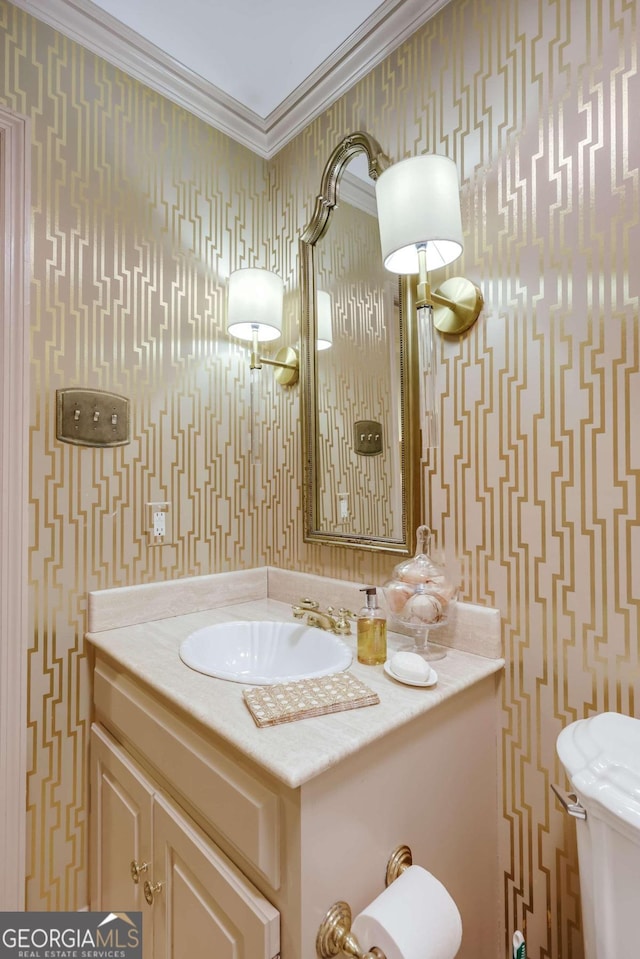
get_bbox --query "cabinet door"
[151,793,280,959]
[90,724,154,958]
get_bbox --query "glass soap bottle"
[357,586,387,665]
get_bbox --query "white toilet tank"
[556,712,640,959]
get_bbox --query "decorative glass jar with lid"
[383,525,458,661]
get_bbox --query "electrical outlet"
[147,501,172,546]
[153,510,165,537]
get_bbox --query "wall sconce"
[226,267,299,386]
[317,290,333,351]
[375,154,483,448]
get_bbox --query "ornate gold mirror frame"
[300,132,420,554]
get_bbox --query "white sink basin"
[179,620,353,685]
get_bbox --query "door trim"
[0,106,30,909]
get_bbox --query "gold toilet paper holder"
[315,844,413,959]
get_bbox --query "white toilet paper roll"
[351,864,462,959]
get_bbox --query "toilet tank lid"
[556,712,640,829]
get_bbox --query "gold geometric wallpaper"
[1,0,275,912]
[269,2,638,957]
[2,0,639,957]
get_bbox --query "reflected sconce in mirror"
[375,154,483,447]
[226,267,299,386]
[316,290,333,351]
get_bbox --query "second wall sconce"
[375,154,483,335]
[375,153,483,449]
[226,267,299,386]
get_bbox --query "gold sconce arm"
[416,275,483,334]
[416,245,483,335]
[249,328,299,385]
[250,346,299,385]
[430,277,484,335]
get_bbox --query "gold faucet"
[292,598,355,636]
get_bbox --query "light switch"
[56,388,130,447]
[353,420,383,456]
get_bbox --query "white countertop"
[86,595,504,789]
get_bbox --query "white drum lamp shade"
[227,267,283,342]
[375,154,464,274]
[316,291,333,350]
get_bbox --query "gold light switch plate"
[56,388,130,447]
[354,419,383,456]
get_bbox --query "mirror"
[300,132,420,554]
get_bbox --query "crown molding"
[10,0,269,154]
[340,171,377,217]
[263,0,452,156]
[10,0,451,159]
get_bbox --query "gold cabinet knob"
[130,860,149,884]
[143,879,163,905]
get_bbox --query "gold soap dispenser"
[357,586,387,665]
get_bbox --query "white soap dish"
[383,660,438,688]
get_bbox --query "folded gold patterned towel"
[243,672,380,727]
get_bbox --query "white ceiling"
[13,0,451,157]
[89,0,388,118]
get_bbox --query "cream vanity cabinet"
[89,658,281,959]
[88,639,501,959]
[90,724,280,959]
